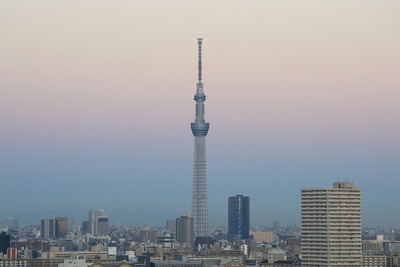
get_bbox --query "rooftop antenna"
[198,38,202,82]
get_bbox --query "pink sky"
[0,1,399,226]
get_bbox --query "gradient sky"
[0,1,399,228]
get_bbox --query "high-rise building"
[41,218,55,239]
[0,232,11,256]
[96,216,109,235]
[228,195,250,242]
[55,217,68,238]
[191,38,210,239]
[176,216,194,246]
[301,181,362,266]
[88,209,108,235]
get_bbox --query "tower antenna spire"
[198,38,202,82]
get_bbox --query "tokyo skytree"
[191,38,209,238]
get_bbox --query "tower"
[228,195,250,242]
[191,38,210,238]
[301,181,362,266]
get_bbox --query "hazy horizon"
[1,1,399,228]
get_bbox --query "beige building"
[267,249,286,263]
[361,255,387,267]
[249,231,273,243]
[301,181,362,266]
[362,237,383,255]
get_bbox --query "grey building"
[176,216,194,246]
[41,218,55,239]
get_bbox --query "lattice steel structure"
[191,38,209,238]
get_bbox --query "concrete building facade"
[176,216,194,246]
[301,181,362,266]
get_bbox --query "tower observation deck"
[191,38,209,238]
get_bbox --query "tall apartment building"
[301,181,362,266]
[228,195,250,242]
[41,218,55,239]
[176,216,194,246]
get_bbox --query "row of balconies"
[303,232,360,235]
[301,224,361,227]
[302,215,361,220]
[301,215,361,219]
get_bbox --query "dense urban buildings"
[301,181,362,266]
[228,195,250,242]
[191,38,210,239]
[1,38,398,267]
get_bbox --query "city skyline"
[0,1,399,228]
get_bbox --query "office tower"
[228,195,250,242]
[4,218,18,229]
[191,38,210,238]
[40,218,55,239]
[301,181,362,266]
[176,216,194,246]
[0,232,11,255]
[55,217,68,238]
[88,209,108,235]
[96,216,109,235]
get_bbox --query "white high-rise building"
[301,181,362,266]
